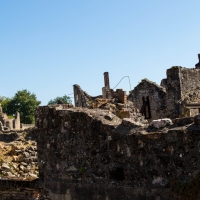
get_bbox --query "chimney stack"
[103,72,110,88]
[102,72,112,99]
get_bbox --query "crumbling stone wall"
[164,67,182,119]
[110,89,127,104]
[179,67,200,103]
[73,84,90,107]
[130,66,200,120]
[35,105,200,200]
[0,105,21,131]
[13,111,20,130]
[164,67,200,118]
[128,79,167,121]
[0,179,50,199]
[73,84,102,108]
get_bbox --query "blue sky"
[1,0,200,105]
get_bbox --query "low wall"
[21,123,35,130]
[35,105,200,200]
[0,179,50,200]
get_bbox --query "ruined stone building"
[0,104,20,131]
[0,104,34,131]
[2,55,200,200]
[74,54,200,122]
[129,54,200,120]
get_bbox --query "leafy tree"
[48,95,72,105]
[0,96,11,113]
[6,90,41,124]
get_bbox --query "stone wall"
[13,112,20,130]
[0,108,21,131]
[0,179,50,200]
[73,84,90,107]
[35,105,200,200]
[165,67,200,118]
[164,67,182,119]
[129,67,200,120]
[179,67,200,103]
[73,84,102,108]
[128,79,167,121]
[21,123,35,130]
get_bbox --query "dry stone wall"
[35,105,200,200]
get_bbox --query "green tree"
[0,96,11,113]
[6,90,41,124]
[48,95,72,105]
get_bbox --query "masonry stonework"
[128,79,167,121]
[128,64,200,121]
[165,67,200,118]
[34,105,200,200]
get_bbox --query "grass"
[7,115,14,119]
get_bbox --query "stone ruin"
[74,54,200,124]
[2,54,200,200]
[34,103,200,200]
[31,55,200,199]
[0,103,34,131]
[0,104,20,131]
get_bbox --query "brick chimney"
[102,72,111,99]
[103,72,110,88]
[195,54,200,69]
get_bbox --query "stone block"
[150,118,172,128]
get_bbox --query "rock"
[65,165,77,172]
[2,163,11,170]
[19,165,25,171]
[150,118,172,128]
[194,115,200,125]
[12,163,18,169]
[5,172,15,177]
[23,152,30,158]
[122,118,145,128]
[21,162,28,166]
[104,114,114,121]
[29,173,38,178]
[28,146,35,151]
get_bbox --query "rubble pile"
[0,130,38,180]
[89,98,148,125]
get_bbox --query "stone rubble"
[0,130,38,181]
[89,98,148,125]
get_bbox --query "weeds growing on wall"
[79,165,85,175]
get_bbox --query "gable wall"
[128,79,167,121]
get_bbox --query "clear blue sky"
[1,0,200,105]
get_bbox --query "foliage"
[6,90,41,124]
[48,95,72,105]
[79,165,85,175]
[0,96,11,113]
